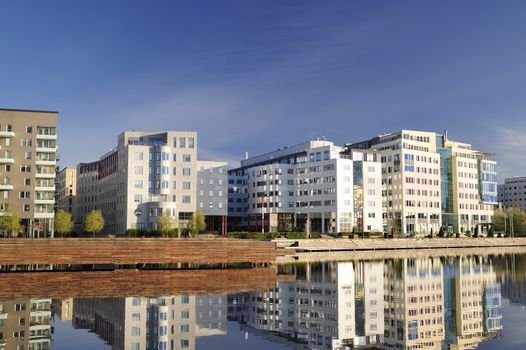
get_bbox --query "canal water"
[2,253,526,349]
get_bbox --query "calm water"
[2,253,526,350]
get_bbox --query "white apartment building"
[228,140,382,234]
[75,131,227,235]
[350,130,498,236]
[498,177,526,211]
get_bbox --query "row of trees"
[1,207,206,237]
[493,208,526,236]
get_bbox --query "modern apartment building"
[498,177,526,211]
[75,131,228,235]
[349,130,497,236]
[227,140,382,234]
[0,108,58,237]
[197,161,228,234]
[57,166,77,214]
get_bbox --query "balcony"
[35,172,56,179]
[34,212,54,219]
[35,186,55,192]
[35,199,55,205]
[36,133,56,140]
[35,160,56,166]
[0,157,14,164]
[0,131,15,138]
[36,147,57,153]
[0,183,13,191]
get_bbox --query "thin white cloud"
[493,127,526,181]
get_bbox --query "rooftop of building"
[0,107,58,114]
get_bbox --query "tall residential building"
[57,166,77,214]
[498,177,526,211]
[0,108,58,237]
[75,131,227,235]
[227,140,382,234]
[349,130,497,236]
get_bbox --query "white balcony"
[35,199,55,205]
[34,212,54,219]
[0,312,7,320]
[36,133,57,140]
[35,160,56,166]
[36,147,57,153]
[0,157,14,164]
[35,186,55,192]
[0,131,15,138]
[0,184,13,191]
[35,173,56,179]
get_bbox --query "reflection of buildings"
[0,298,52,350]
[228,261,384,349]
[53,298,74,321]
[73,296,197,350]
[195,296,227,336]
[501,276,526,306]
[72,295,227,350]
[444,256,502,349]
[383,258,445,350]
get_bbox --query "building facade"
[498,177,526,211]
[57,166,77,215]
[75,131,227,235]
[349,130,497,236]
[227,140,382,234]
[0,108,58,237]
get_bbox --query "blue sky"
[1,1,526,180]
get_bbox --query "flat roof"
[0,107,58,114]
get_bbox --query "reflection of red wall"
[0,267,293,299]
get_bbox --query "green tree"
[510,207,526,236]
[54,209,73,237]
[391,218,401,237]
[83,209,105,237]
[186,210,206,237]
[0,207,21,237]
[493,209,506,233]
[157,214,177,237]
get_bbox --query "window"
[132,298,141,306]
[19,191,30,199]
[23,204,30,212]
[182,196,191,204]
[182,168,191,176]
[131,343,140,350]
[181,310,190,319]
[14,303,26,311]
[134,166,143,175]
[179,137,186,148]
[209,179,214,185]
[24,178,30,186]
[173,153,177,162]
[20,165,31,173]
[182,182,191,190]
[132,327,141,336]
[188,137,195,148]
[209,190,213,196]
[172,167,177,175]
[218,179,223,185]
[25,152,32,160]
[134,180,143,188]
[134,152,144,160]
[26,126,32,133]
[183,154,191,162]
[218,191,223,197]
[134,194,142,203]
[132,313,140,321]
[21,139,32,147]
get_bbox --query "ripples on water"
[1,253,526,350]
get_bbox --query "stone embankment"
[274,237,526,262]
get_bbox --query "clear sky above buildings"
[1,1,525,180]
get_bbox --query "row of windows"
[134,166,192,176]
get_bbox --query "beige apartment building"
[57,166,77,215]
[0,108,58,237]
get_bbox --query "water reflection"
[229,257,504,350]
[0,254,525,349]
